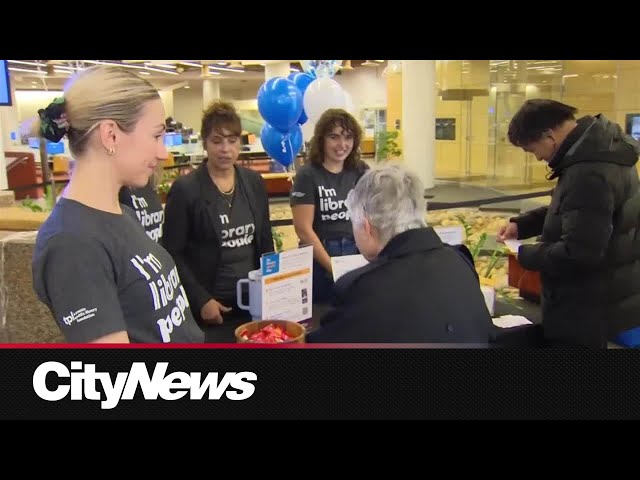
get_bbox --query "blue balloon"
[300,60,342,78]
[288,72,314,125]
[261,123,303,168]
[257,77,303,133]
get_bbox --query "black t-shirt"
[32,198,205,344]
[213,183,256,300]
[119,183,164,243]
[290,163,366,240]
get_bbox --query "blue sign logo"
[262,253,280,276]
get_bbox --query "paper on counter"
[434,225,465,245]
[331,254,369,282]
[492,315,532,328]
[503,239,522,254]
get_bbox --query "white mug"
[236,269,262,320]
[480,285,495,316]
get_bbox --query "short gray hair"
[346,165,426,245]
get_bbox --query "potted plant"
[272,227,285,253]
[156,169,180,203]
[455,214,520,314]
[157,182,171,204]
[374,130,402,162]
[20,184,64,213]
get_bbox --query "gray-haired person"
[306,165,493,344]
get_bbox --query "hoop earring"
[107,147,115,156]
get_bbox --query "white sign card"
[331,254,369,282]
[260,245,313,322]
[503,239,522,254]
[433,225,465,245]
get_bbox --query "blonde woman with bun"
[31,65,204,344]
[162,100,274,342]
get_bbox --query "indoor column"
[401,60,436,189]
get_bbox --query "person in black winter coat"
[498,99,640,348]
[306,165,493,344]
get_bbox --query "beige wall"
[159,90,174,119]
[15,90,62,123]
[386,71,402,149]
[12,61,640,179]
[13,67,388,140]
[615,61,640,175]
[614,61,640,145]
[386,61,491,177]
[336,66,387,112]
[389,60,640,182]
[172,86,204,132]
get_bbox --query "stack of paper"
[331,254,369,282]
[503,239,522,254]
[492,315,532,328]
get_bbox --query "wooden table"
[262,173,295,196]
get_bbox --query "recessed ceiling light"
[209,65,244,73]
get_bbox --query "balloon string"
[287,135,294,166]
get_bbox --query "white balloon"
[303,78,348,123]
[343,91,354,114]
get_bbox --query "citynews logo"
[32,361,257,410]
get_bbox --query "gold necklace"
[210,171,235,209]
[217,184,235,209]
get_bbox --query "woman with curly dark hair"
[290,108,369,303]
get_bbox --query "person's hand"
[200,299,232,325]
[496,222,518,243]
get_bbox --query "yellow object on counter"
[261,172,295,180]
[52,155,70,174]
[0,207,50,231]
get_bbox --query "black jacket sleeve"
[512,206,549,240]
[306,267,371,343]
[161,178,212,314]
[518,173,614,276]
[306,297,365,343]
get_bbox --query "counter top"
[0,229,63,343]
[0,207,49,231]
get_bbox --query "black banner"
[1,346,639,420]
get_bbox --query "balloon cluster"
[257,60,353,168]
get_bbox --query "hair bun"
[38,97,69,143]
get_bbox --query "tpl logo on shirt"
[62,307,98,326]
